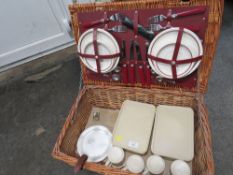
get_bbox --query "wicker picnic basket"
[52,0,224,174]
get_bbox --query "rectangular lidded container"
[52,0,224,174]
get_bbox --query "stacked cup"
[106,147,190,175]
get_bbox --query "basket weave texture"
[52,85,214,175]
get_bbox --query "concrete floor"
[0,2,233,175]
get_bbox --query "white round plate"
[148,27,203,79]
[78,28,120,73]
[77,125,112,162]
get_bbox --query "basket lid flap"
[69,0,224,93]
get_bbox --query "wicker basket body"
[52,85,214,175]
[52,0,223,174]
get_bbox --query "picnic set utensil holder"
[76,5,210,90]
[52,0,224,174]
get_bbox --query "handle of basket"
[174,7,206,18]
[74,155,88,174]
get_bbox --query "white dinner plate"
[78,28,120,73]
[77,125,112,162]
[148,27,203,79]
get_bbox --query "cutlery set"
[83,7,205,36]
[148,7,206,23]
[77,7,207,87]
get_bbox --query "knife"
[130,40,134,60]
[135,41,142,61]
[121,40,126,59]
[129,40,135,84]
[121,40,127,83]
[135,41,146,85]
[145,43,151,85]
[82,13,124,28]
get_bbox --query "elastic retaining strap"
[148,55,202,65]
[93,29,101,73]
[104,12,108,30]
[134,11,138,37]
[171,27,184,79]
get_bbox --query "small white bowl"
[126,155,145,173]
[147,155,165,174]
[107,146,125,164]
[171,160,191,175]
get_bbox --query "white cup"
[146,155,165,174]
[105,146,125,167]
[123,155,146,174]
[170,160,191,175]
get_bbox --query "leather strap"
[133,11,138,36]
[176,56,202,64]
[148,55,172,64]
[166,9,173,22]
[171,27,184,79]
[93,29,101,73]
[148,55,202,65]
[104,12,108,30]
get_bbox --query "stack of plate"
[148,27,203,79]
[77,28,120,73]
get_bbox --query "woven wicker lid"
[69,0,224,94]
